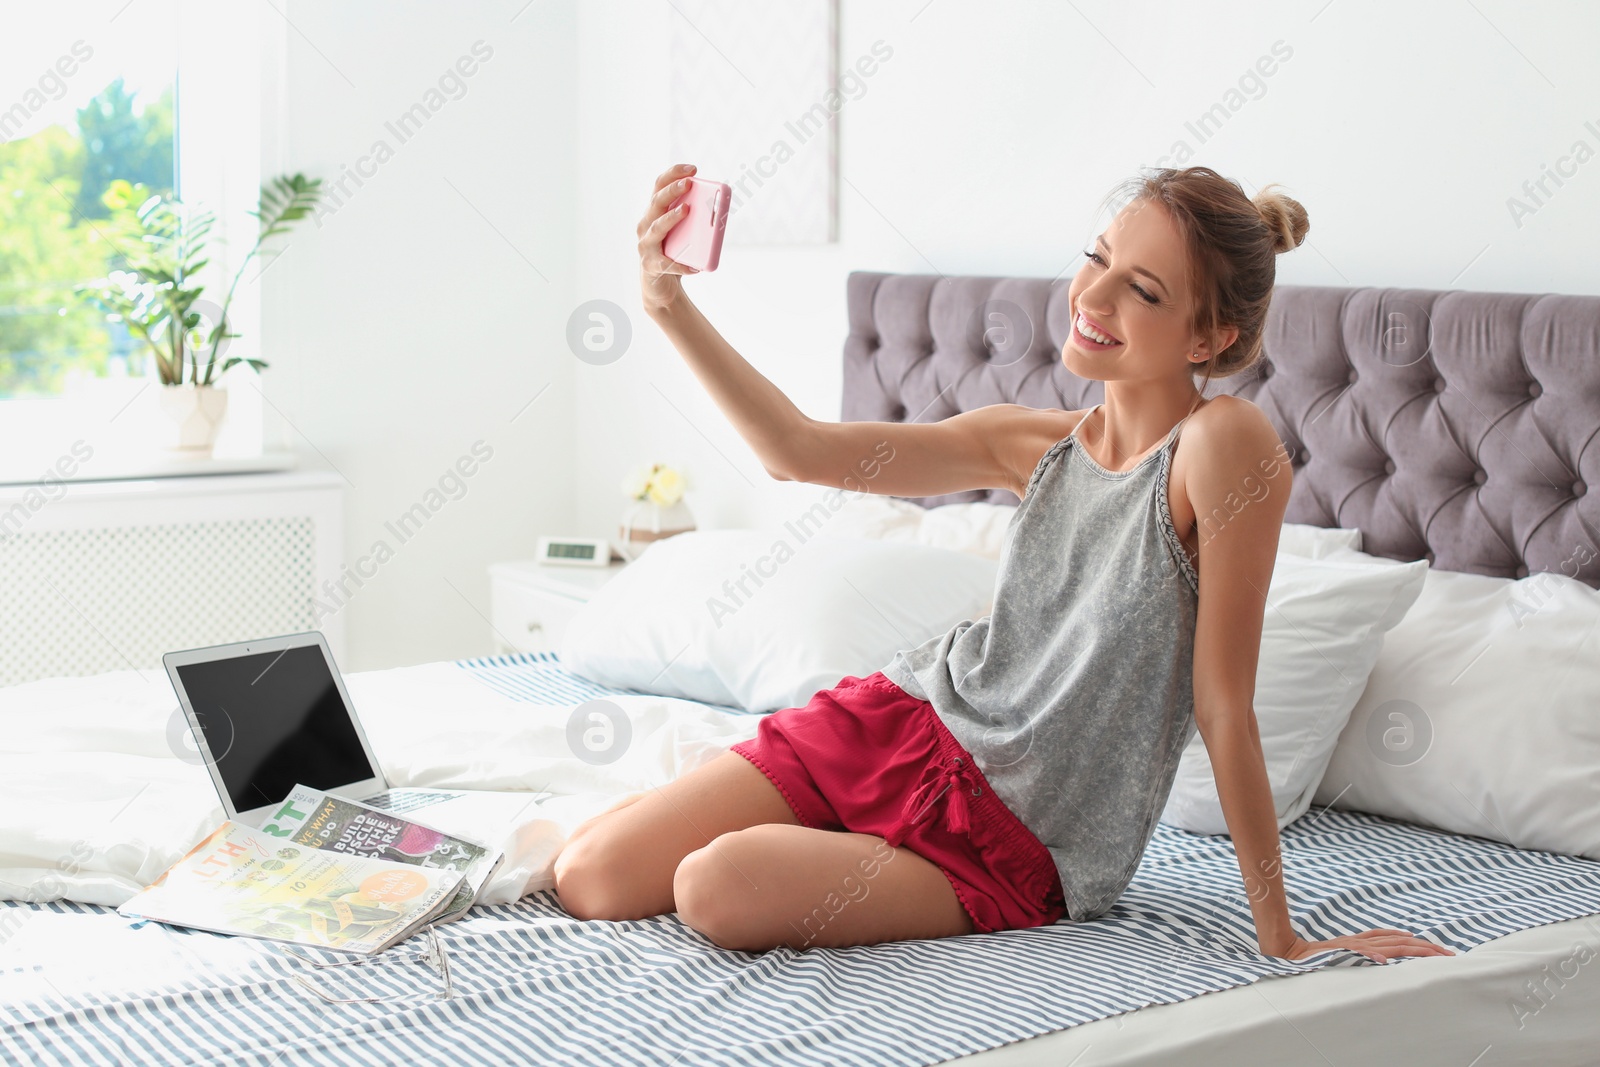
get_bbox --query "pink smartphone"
[662,177,731,272]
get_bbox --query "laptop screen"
[174,644,377,812]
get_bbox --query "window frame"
[0,1,283,483]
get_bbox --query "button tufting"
[1575,481,1588,497]
[1261,362,1273,378]
[1515,564,1529,578]
[1298,451,1309,464]
[1528,381,1542,398]
[1473,469,1487,485]
[891,405,907,421]
[1424,550,1436,564]
[1347,369,1359,384]
[1433,377,1447,393]
[1382,459,1396,474]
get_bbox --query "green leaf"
[220,357,268,373]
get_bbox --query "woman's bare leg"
[552,750,800,921]
[673,824,975,950]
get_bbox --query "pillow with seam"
[1160,550,1428,835]
[1310,545,1600,859]
[559,529,1000,714]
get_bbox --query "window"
[1,10,177,397]
[0,3,272,478]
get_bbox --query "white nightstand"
[487,558,630,654]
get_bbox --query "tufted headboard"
[841,272,1600,589]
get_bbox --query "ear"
[1190,325,1241,365]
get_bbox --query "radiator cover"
[0,471,344,686]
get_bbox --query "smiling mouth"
[1072,311,1123,349]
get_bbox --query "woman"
[553,163,1453,965]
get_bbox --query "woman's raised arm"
[638,163,1069,500]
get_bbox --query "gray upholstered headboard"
[841,272,1600,589]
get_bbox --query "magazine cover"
[258,785,502,924]
[118,821,464,955]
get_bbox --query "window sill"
[0,450,296,487]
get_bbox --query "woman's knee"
[553,824,645,921]
[673,830,781,951]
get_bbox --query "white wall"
[268,0,1600,668]
[267,0,576,670]
[571,0,1600,539]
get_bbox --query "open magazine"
[257,785,503,926]
[117,821,463,955]
[119,785,505,955]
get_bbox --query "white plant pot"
[618,498,695,561]
[158,384,229,455]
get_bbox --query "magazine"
[256,785,503,925]
[118,821,464,955]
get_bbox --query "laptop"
[164,631,549,836]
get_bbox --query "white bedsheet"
[0,662,759,907]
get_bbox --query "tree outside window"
[0,76,175,397]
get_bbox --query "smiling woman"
[1069,166,1310,394]
[555,160,1445,968]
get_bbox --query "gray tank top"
[880,402,1201,923]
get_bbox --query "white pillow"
[558,529,999,714]
[806,493,926,542]
[812,493,1019,560]
[820,492,1363,566]
[1311,549,1600,860]
[1277,522,1364,558]
[1160,552,1428,835]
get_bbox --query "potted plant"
[78,173,322,455]
[618,461,695,561]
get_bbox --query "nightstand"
[487,558,630,654]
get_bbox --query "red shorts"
[729,671,1067,934]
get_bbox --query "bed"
[3,274,1598,1066]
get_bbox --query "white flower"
[621,466,651,500]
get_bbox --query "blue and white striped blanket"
[7,806,1600,1064]
[455,650,747,712]
[4,654,1600,1066]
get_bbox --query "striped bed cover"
[4,656,1599,1065]
[453,650,745,709]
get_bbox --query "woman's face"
[1064,198,1213,385]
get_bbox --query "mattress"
[2,653,1598,1066]
[957,913,1600,1066]
[4,905,1595,1067]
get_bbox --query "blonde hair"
[1100,166,1309,384]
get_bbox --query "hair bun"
[1253,184,1309,254]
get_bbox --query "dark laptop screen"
[175,644,376,812]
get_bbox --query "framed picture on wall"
[668,0,839,245]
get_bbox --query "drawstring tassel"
[944,781,971,837]
[885,756,978,846]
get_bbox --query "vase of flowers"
[618,462,694,561]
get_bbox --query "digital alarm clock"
[536,535,617,567]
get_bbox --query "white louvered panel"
[0,471,344,687]
[669,0,838,246]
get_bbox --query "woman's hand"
[638,162,700,315]
[1267,928,1457,964]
